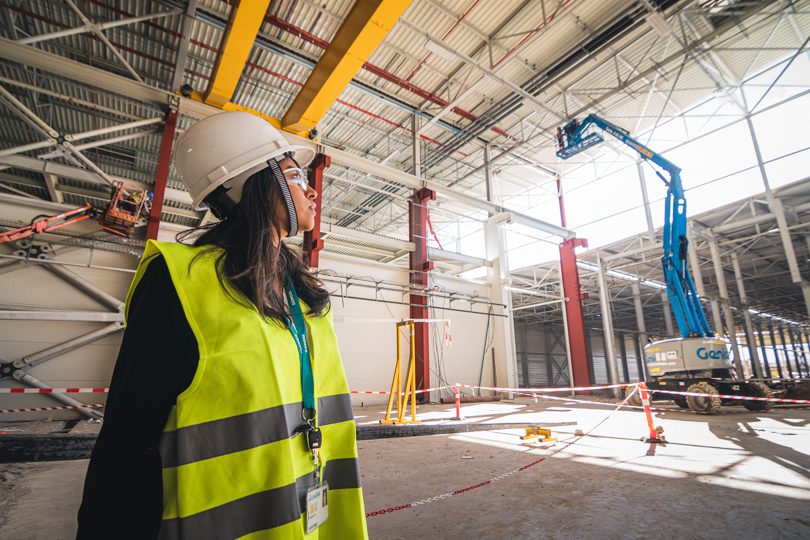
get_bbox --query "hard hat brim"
[192,144,317,211]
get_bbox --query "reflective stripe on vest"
[159,458,361,540]
[128,241,368,540]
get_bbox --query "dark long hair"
[177,166,330,325]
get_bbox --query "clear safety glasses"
[283,167,309,192]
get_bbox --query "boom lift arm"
[556,114,712,339]
[0,182,150,243]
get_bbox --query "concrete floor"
[1,397,809,539]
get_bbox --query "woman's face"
[276,156,317,236]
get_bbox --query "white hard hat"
[174,111,315,211]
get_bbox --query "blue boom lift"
[557,115,773,413]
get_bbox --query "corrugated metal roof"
[1,0,808,276]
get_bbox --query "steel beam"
[731,251,763,378]
[14,322,124,368]
[596,253,622,397]
[283,0,414,131]
[747,117,806,318]
[786,324,808,378]
[569,0,780,119]
[559,238,591,391]
[631,283,648,380]
[428,247,489,267]
[766,318,784,379]
[288,130,576,238]
[398,20,566,122]
[0,154,191,205]
[637,162,656,242]
[799,325,810,377]
[63,0,143,82]
[42,260,124,312]
[287,123,575,237]
[707,231,744,377]
[320,222,414,252]
[688,225,723,335]
[411,114,421,178]
[660,292,675,338]
[619,332,630,383]
[147,109,178,240]
[484,143,493,211]
[556,262,575,390]
[170,0,198,92]
[0,37,573,239]
[0,37,211,117]
[754,316,773,378]
[776,320,797,379]
[204,0,272,107]
[0,84,116,187]
[0,311,124,322]
[12,370,101,419]
[18,7,180,45]
[304,154,330,267]
[484,214,518,399]
[409,187,434,402]
[37,128,161,159]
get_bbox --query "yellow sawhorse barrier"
[380,321,421,425]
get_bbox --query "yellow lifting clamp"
[521,427,558,443]
[380,321,421,425]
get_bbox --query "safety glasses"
[283,167,309,192]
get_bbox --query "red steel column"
[560,237,591,391]
[558,178,592,392]
[147,108,178,241]
[303,153,329,267]
[409,187,435,402]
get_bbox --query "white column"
[708,230,745,377]
[748,117,809,318]
[731,252,764,378]
[596,252,622,397]
[637,161,657,242]
[632,283,649,380]
[412,114,421,179]
[688,224,722,334]
[484,214,518,396]
[661,293,675,338]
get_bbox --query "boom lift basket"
[98,181,148,237]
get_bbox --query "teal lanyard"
[284,276,316,413]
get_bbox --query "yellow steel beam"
[204,0,271,108]
[282,0,414,132]
[181,89,311,138]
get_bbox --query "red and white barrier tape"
[651,389,810,405]
[350,385,452,395]
[0,387,108,394]
[366,440,574,517]
[521,391,749,415]
[0,403,105,414]
[367,386,639,517]
[464,383,631,394]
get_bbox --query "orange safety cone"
[638,382,665,443]
[450,383,465,421]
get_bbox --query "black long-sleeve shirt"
[77,256,198,539]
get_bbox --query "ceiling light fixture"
[522,98,547,114]
[425,40,456,62]
[644,12,672,36]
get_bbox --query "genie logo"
[697,347,729,360]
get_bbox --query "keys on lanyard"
[292,419,322,482]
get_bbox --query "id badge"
[305,481,329,534]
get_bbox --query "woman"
[77,112,368,539]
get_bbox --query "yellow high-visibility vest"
[127,240,368,539]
